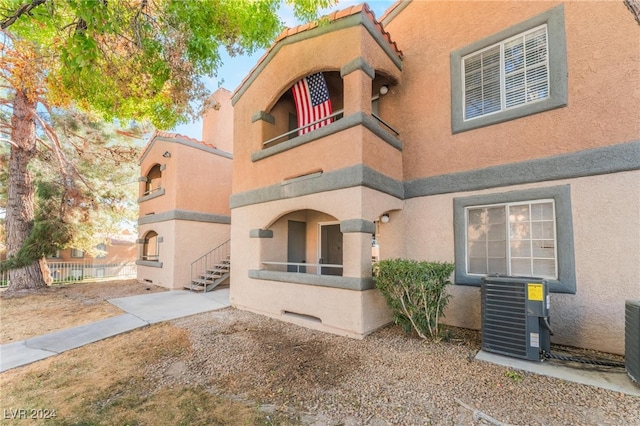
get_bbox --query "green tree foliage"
[0,0,335,291]
[374,259,455,341]
[1,0,335,128]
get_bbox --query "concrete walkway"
[0,288,230,373]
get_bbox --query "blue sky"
[174,0,396,139]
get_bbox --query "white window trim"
[464,199,558,279]
[462,24,550,122]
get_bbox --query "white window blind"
[466,200,557,279]
[463,25,549,120]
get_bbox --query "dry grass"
[0,280,265,425]
[0,323,263,425]
[0,279,166,344]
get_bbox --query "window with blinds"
[463,25,549,121]
[466,200,557,279]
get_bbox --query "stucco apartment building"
[140,1,639,355]
[136,89,233,290]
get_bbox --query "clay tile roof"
[275,2,401,58]
[139,130,217,161]
[233,2,402,98]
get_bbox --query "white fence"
[0,261,137,287]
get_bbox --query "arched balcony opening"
[141,230,159,261]
[261,71,344,148]
[144,164,162,196]
[259,70,399,150]
[259,209,343,276]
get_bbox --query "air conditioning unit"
[481,276,551,361]
[626,300,640,385]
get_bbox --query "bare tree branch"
[0,136,18,147]
[0,0,47,29]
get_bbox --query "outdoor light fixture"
[379,85,389,95]
[380,213,390,223]
[162,151,171,158]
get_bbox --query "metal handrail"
[262,109,399,146]
[372,112,400,135]
[261,260,343,274]
[263,110,345,146]
[190,239,231,292]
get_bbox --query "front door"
[319,223,343,276]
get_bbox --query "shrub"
[373,259,454,340]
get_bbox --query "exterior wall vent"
[626,299,640,385]
[481,276,551,361]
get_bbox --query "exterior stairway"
[186,239,230,293]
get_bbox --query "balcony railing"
[261,261,343,275]
[262,110,399,147]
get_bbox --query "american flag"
[291,72,333,135]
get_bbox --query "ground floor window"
[454,185,575,294]
[466,200,556,279]
[142,231,159,261]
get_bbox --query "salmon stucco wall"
[202,88,234,154]
[383,1,640,181]
[137,221,230,290]
[230,186,403,337]
[232,22,402,195]
[401,171,640,355]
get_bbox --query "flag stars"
[307,73,330,106]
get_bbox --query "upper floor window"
[71,248,84,258]
[463,25,548,121]
[145,164,162,196]
[450,5,567,133]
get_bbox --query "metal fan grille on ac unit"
[482,279,528,358]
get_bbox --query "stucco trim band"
[252,112,402,162]
[340,219,376,234]
[405,140,640,198]
[453,184,576,294]
[137,188,165,203]
[251,110,275,124]
[340,57,376,79]
[250,229,274,238]
[138,209,232,225]
[230,164,404,209]
[248,269,375,291]
[136,260,163,268]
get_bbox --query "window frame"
[450,4,567,133]
[464,199,558,279]
[462,24,550,121]
[141,231,160,262]
[144,164,163,196]
[453,185,576,294]
[70,248,84,258]
[96,243,107,259]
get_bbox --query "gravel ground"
[149,307,639,425]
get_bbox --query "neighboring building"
[136,88,233,290]
[227,1,639,354]
[45,235,137,281]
